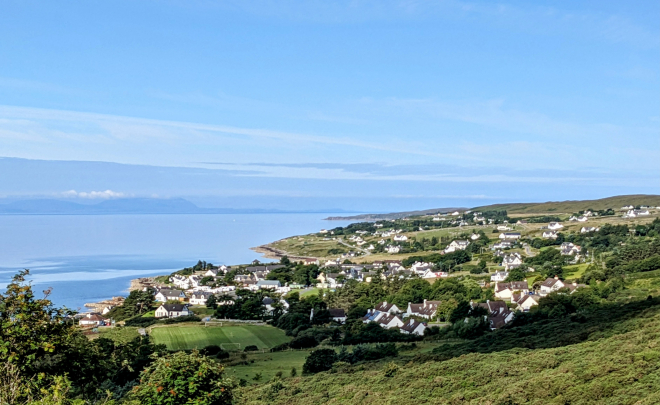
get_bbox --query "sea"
[0,213,354,310]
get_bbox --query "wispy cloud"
[59,190,128,199]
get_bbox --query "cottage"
[387,245,401,254]
[329,308,347,324]
[405,299,441,319]
[501,252,523,270]
[155,303,190,318]
[499,232,521,240]
[581,226,599,234]
[492,241,513,250]
[548,222,564,230]
[475,300,514,329]
[393,235,408,242]
[154,288,186,303]
[374,301,403,314]
[444,240,470,253]
[79,313,108,327]
[516,294,540,311]
[189,291,213,305]
[490,271,509,282]
[494,281,529,300]
[256,280,282,290]
[542,231,558,239]
[400,318,426,336]
[540,276,587,296]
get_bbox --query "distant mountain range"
[0,198,351,215]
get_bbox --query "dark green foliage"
[124,316,158,327]
[336,343,398,364]
[131,351,234,405]
[215,289,268,320]
[244,345,259,352]
[302,349,337,374]
[106,289,155,321]
[523,215,562,223]
[343,322,420,345]
[161,315,201,324]
[504,267,527,282]
[432,296,660,360]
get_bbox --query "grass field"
[225,350,310,383]
[150,324,290,351]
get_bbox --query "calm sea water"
[0,214,353,310]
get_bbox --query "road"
[523,243,536,257]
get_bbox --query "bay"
[0,213,353,310]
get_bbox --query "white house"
[155,303,190,318]
[387,245,401,254]
[560,242,581,256]
[515,294,540,312]
[497,225,511,231]
[499,232,521,240]
[79,313,108,327]
[256,280,282,290]
[494,281,529,300]
[539,277,586,296]
[475,300,514,329]
[542,231,558,239]
[405,299,441,319]
[400,318,426,336]
[581,227,599,234]
[422,269,449,280]
[501,252,523,270]
[444,240,470,253]
[548,222,564,230]
[492,241,513,250]
[373,301,403,314]
[490,271,509,282]
[577,216,588,222]
[470,233,481,240]
[189,291,213,305]
[155,288,186,303]
[393,235,408,242]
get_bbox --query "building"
[329,308,347,324]
[444,240,470,253]
[405,299,441,319]
[154,288,186,303]
[189,291,213,305]
[548,222,564,230]
[155,303,191,318]
[475,300,514,329]
[490,271,509,282]
[515,294,540,312]
[499,232,521,240]
[501,252,523,270]
[374,301,403,314]
[79,313,108,327]
[494,281,529,300]
[540,277,586,296]
[255,280,282,290]
[542,231,558,239]
[400,318,426,336]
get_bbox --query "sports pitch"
[150,324,290,351]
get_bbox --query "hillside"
[473,194,660,215]
[237,302,660,405]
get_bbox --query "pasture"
[150,324,290,351]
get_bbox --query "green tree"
[131,351,234,405]
[302,349,337,375]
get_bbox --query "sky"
[0,0,658,212]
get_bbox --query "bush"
[244,345,259,352]
[270,343,290,352]
[161,315,201,324]
[200,344,230,359]
[124,316,157,327]
[131,351,234,405]
[289,335,319,349]
[302,349,337,375]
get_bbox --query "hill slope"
[238,303,660,405]
[473,194,660,215]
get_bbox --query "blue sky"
[0,1,658,211]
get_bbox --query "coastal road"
[523,243,536,257]
[337,238,372,257]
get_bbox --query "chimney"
[424,299,427,307]
[554,275,559,280]
[573,282,577,286]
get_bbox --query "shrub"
[270,343,290,352]
[244,345,259,352]
[161,315,201,324]
[289,335,320,349]
[131,351,234,405]
[124,316,157,327]
[302,349,337,375]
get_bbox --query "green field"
[225,350,309,383]
[150,324,290,351]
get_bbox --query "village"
[78,203,657,337]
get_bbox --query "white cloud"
[60,190,127,199]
